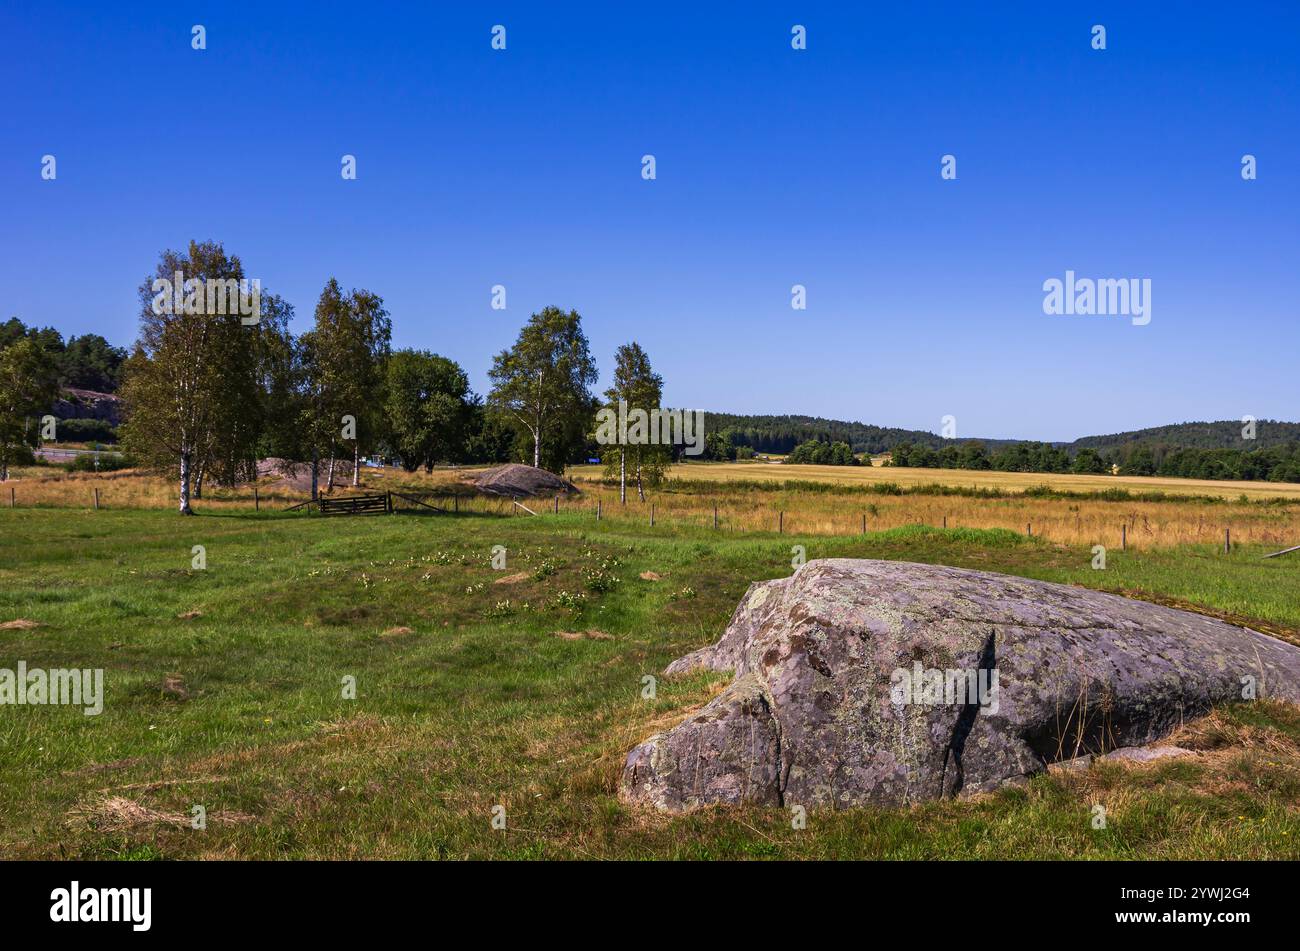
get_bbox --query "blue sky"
[2,2,1296,441]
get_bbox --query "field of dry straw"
[5,459,1300,551]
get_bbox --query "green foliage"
[600,342,670,495]
[298,277,392,475]
[56,418,119,443]
[384,350,471,470]
[487,306,598,473]
[463,396,515,464]
[703,411,953,455]
[0,336,61,478]
[890,435,1300,484]
[0,319,125,392]
[702,431,738,461]
[119,241,298,510]
[786,439,859,466]
[1071,447,1106,474]
[66,452,134,472]
[59,334,127,391]
[1076,419,1300,451]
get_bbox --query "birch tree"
[0,338,59,481]
[120,241,287,513]
[120,242,252,513]
[601,342,667,502]
[298,279,391,495]
[487,307,597,473]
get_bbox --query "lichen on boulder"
[621,559,1300,812]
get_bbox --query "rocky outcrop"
[622,559,1300,812]
[53,388,122,425]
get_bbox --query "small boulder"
[1103,745,1193,763]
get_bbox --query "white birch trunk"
[179,449,193,515]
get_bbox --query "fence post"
[254,486,259,512]
[1224,528,1230,554]
[1121,524,1126,551]
[93,488,99,511]
[650,504,655,527]
[861,513,866,534]
[943,515,947,529]
[1027,522,1032,537]
[387,491,393,514]
[597,499,601,521]
[554,495,559,514]
[713,503,718,530]
[779,511,783,533]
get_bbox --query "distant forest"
[702,413,997,455]
[1074,420,1300,451]
[707,412,1300,483]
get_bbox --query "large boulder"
[622,559,1300,812]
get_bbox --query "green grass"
[1,508,1298,859]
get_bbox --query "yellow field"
[6,461,1300,551]
[565,461,1300,501]
[563,478,1299,552]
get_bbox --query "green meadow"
[2,507,1299,859]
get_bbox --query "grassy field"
[8,462,1300,550]
[2,504,1300,860]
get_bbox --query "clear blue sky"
[2,2,1296,441]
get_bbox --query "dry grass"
[624,460,1300,500]
[66,795,254,833]
[6,461,1300,550]
[562,478,1300,551]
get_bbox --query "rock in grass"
[468,464,577,500]
[1047,754,1093,774]
[621,559,1300,812]
[1103,745,1192,763]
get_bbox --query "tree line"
[0,317,128,477]
[0,241,678,511]
[886,439,1300,483]
[5,241,1299,498]
[0,318,128,393]
[702,412,947,455]
[785,439,860,466]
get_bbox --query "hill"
[1072,420,1300,451]
[705,412,1018,455]
[707,412,1299,456]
